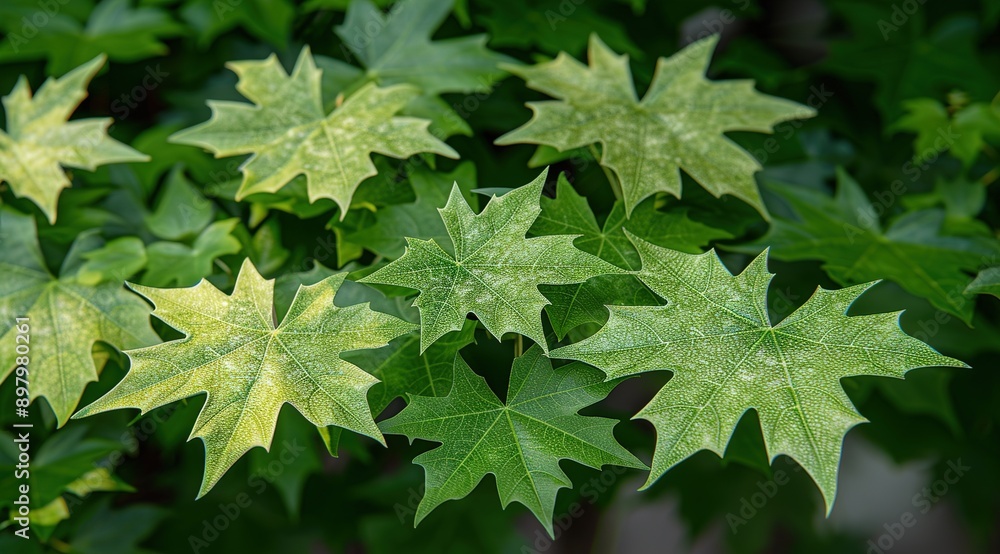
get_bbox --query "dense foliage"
[1,0,998,552]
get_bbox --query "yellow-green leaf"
[170,47,458,215]
[74,259,416,496]
[0,56,148,223]
[361,168,623,352]
[496,34,815,217]
[0,208,159,425]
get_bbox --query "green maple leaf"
[736,170,1000,324]
[0,0,183,75]
[247,413,322,518]
[316,0,513,139]
[142,219,242,288]
[551,235,966,511]
[276,262,477,417]
[891,97,1000,167]
[0,55,148,223]
[824,3,999,121]
[74,259,416,495]
[51,498,165,554]
[0,425,133,539]
[352,319,477,416]
[496,34,815,217]
[0,425,125,512]
[967,268,1000,298]
[170,46,458,215]
[531,173,730,338]
[181,0,294,48]
[144,166,217,241]
[0,209,158,425]
[77,236,147,285]
[901,176,989,237]
[380,345,645,534]
[360,168,623,352]
[478,0,642,59]
[335,0,511,96]
[0,425,134,539]
[346,163,479,259]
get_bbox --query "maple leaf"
[274,261,476,417]
[144,166,217,241]
[551,235,967,511]
[380,345,645,535]
[531,173,730,338]
[247,414,323,518]
[0,208,159,425]
[0,425,132,537]
[315,0,513,139]
[0,0,183,75]
[335,0,511,96]
[823,3,999,121]
[0,55,148,223]
[347,319,478,416]
[891,97,1000,167]
[142,219,243,287]
[77,236,147,285]
[170,46,458,215]
[346,163,480,259]
[360,168,623,352]
[736,170,1000,324]
[496,34,815,217]
[967,267,1000,298]
[181,0,294,48]
[479,0,643,59]
[74,259,416,495]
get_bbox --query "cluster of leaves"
[1,0,999,552]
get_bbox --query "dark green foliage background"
[0,0,998,552]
